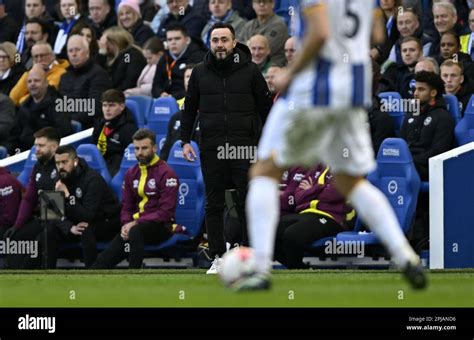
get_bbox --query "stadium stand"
[443,94,462,124]
[110,143,136,200]
[76,144,112,185]
[125,99,145,128]
[126,95,154,127]
[378,91,405,135]
[146,97,179,153]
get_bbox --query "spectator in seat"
[86,0,117,39]
[92,89,138,177]
[18,18,51,70]
[370,0,401,65]
[0,167,23,239]
[0,94,15,153]
[440,60,474,116]
[201,0,247,49]
[59,34,111,128]
[248,34,273,77]
[265,65,281,101]
[400,70,455,181]
[4,128,60,268]
[69,20,100,59]
[152,24,206,99]
[0,42,25,96]
[54,0,87,59]
[97,26,147,91]
[279,166,305,216]
[8,65,72,152]
[414,57,440,74]
[0,0,19,44]
[436,30,474,80]
[239,0,288,67]
[125,37,165,97]
[157,0,207,41]
[10,42,69,106]
[274,165,355,269]
[91,128,179,269]
[380,36,423,98]
[117,0,155,47]
[459,7,473,60]
[284,36,296,66]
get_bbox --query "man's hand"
[55,180,70,198]
[70,222,89,235]
[273,68,292,94]
[120,221,138,241]
[182,143,197,162]
[299,177,314,190]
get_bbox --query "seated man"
[92,89,138,177]
[10,42,69,106]
[92,129,179,269]
[274,165,355,269]
[440,60,473,116]
[58,34,112,128]
[400,71,455,181]
[7,64,72,153]
[45,144,121,268]
[17,17,50,70]
[151,24,206,99]
[436,30,474,80]
[0,167,23,239]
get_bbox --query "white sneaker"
[206,256,222,275]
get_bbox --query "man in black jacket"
[47,144,121,268]
[87,0,117,38]
[181,22,272,274]
[400,71,455,181]
[92,89,138,177]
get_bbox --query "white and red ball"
[218,246,258,287]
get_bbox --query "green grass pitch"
[0,269,472,307]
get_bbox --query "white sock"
[348,180,418,267]
[246,176,280,274]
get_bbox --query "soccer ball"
[218,246,258,287]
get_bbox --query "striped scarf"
[204,10,233,48]
[16,23,26,54]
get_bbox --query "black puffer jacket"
[400,97,455,181]
[181,43,272,150]
[105,46,147,92]
[92,108,138,177]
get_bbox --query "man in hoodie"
[92,89,138,177]
[400,70,455,181]
[152,24,206,99]
[7,65,72,153]
[181,22,272,274]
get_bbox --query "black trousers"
[200,150,251,258]
[91,221,173,269]
[6,217,119,269]
[274,213,345,269]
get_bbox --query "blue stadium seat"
[378,92,404,135]
[71,120,82,134]
[126,95,153,126]
[455,95,474,146]
[17,147,37,186]
[110,143,136,200]
[443,94,461,124]
[76,144,112,184]
[145,141,205,251]
[146,97,179,155]
[0,146,7,160]
[313,138,420,248]
[125,99,146,128]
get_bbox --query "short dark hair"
[166,23,188,37]
[132,128,156,145]
[441,30,460,47]
[209,22,235,39]
[143,37,165,54]
[101,89,125,104]
[55,144,77,159]
[400,36,422,50]
[26,17,48,35]
[33,127,60,144]
[414,71,445,97]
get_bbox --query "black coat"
[92,108,138,177]
[108,46,147,91]
[14,86,72,151]
[368,97,396,155]
[58,158,121,234]
[400,97,455,181]
[58,59,112,128]
[0,14,19,43]
[0,64,25,96]
[86,10,117,39]
[379,63,415,99]
[129,20,155,47]
[455,79,474,116]
[157,5,207,41]
[181,43,272,150]
[151,39,206,99]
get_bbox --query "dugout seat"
[17,146,37,186]
[125,99,146,128]
[313,138,421,248]
[378,92,405,135]
[146,97,179,154]
[443,94,461,124]
[76,144,112,185]
[455,95,474,146]
[126,95,153,126]
[110,143,137,200]
[144,140,205,251]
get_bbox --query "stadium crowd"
[0,0,473,270]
